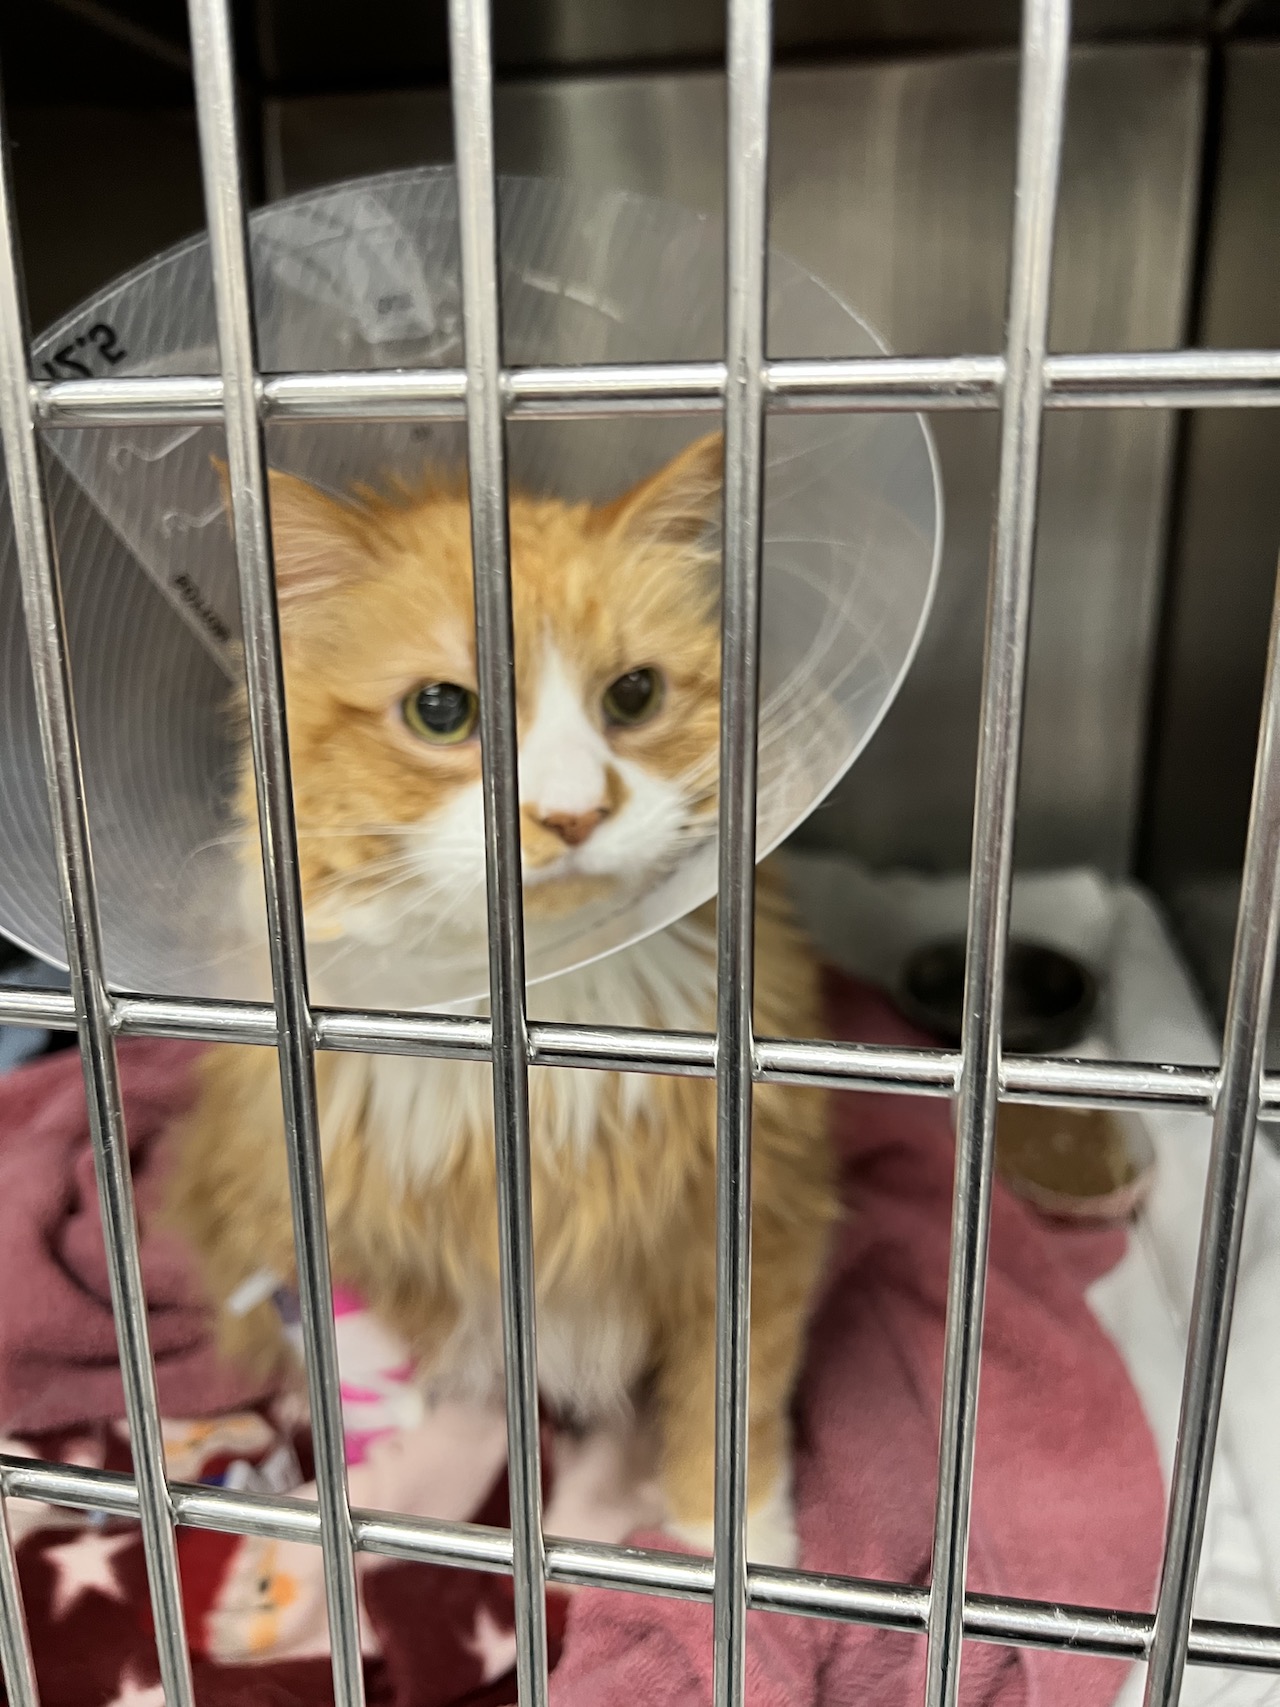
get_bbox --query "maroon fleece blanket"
[0,974,1163,1706]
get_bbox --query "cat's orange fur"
[169,436,836,1564]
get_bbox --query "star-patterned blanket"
[1,1399,656,1707]
[0,976,1166,1706]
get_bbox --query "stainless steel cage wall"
[1,0,1279,1705]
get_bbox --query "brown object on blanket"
[996,1104,1157,1224]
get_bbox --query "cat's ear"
[211,458,366,602]
[595,433,723,547]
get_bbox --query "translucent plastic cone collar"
[0,168,941,1009]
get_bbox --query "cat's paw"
[666,1477,798,1568]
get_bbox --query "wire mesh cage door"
[1,1,1280,1706]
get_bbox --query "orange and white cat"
[169,434,836,1566]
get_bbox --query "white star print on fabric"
[44,1527,135,1620]
[466,1603,518,1684]
[105,1667,166,1706]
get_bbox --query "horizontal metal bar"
[34,373,226,423]
[26,350,1280,428]
[769,355,1003,411]
[28,364,723,427]
[506,361,725,414]
[4,1455,1279,1673]
[1043,350,1280,410]
[0,983,1248,1111]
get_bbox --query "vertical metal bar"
[0,1494,40,1707]
[183,4,365,1703]
[924,3,1071,1705]
[713,0,773,1703]
[1144,549,1280,1706]
[445,4,548,1703]
[0,83,198,1707]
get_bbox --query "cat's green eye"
[403,681,479,745]
[603,667,664,727]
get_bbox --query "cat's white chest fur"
[318,914,718,1420]
[321,913,717,1183]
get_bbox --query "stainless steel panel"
[266,44,1204,875]
[1145,43,1280,1019]
[251,0,1210,91]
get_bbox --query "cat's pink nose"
[535,807,608,848]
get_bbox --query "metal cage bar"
[10,1448,1280,1676]
[11,980,1280,1114]
[0,1484,38,1707]
[712,0,773,1701]
[925,3,1070,1703]
[0,76,199,1707]
[1143,554,1280,1707]
[446,0,549,1700]
[26,349,1280,429]
[184,2,367,1702]
[0,0,1278,1698]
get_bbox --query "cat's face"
[236,436,723,959]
